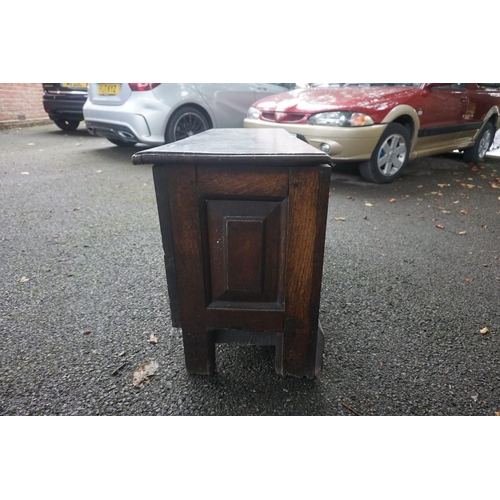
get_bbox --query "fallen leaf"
[430,191,438,195]
[441,210,451,214]
[346,196,353,200]
[480,327,489,335]
[389,198,396,203]
[495,411,500,416]
[365,202,374,207]
[437,184,448,188]
[453,200,460,204]
[459,231,467,235]
[363,215,368,220]
[460,210,469,215]
[465,278,473,283]
[480,224,488,229]
[149,333,158,344]
[471,166,479,172]
[436,224,445,230]
[468,177,473,181]
[19,276,30,283]
[72,207,80,211]
[417,185,423,188]
[82,329,91,335]
[133,361,159,387]
[460,183,475,189]
[491,183,500,189]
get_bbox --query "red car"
[244,83,500,183]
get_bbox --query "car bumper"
[43,94,86,121]
[83,97,171,145]
[85,120,141,144]
[244,118,387,161]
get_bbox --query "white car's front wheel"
[360,123,411,183]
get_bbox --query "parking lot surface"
[1,124,499,415]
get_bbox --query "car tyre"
[463,122,495,163]
[54,119,80,131]
[359,123,411,184]
[107,138,137,147]
[165,106,211,143]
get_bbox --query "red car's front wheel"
[360,123,411,183]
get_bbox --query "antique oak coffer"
[132,128,332,379]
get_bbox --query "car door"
[416,83,470,152]
[195,84,259,128]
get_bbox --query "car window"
[343,83,420,87]
[431,83,467,89]
[269,83,296,90]
[477,83,500,89]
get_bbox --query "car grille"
[261,112,306,123]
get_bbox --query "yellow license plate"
[98,83,120,95]
[62,83,87,89]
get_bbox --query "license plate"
[62,83,87,89]
[98,83,120,95]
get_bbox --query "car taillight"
[128,83,160,91]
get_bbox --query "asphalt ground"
[1,124,499,416]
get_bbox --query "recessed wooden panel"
[227,218,264,292]
[205,198,287,307]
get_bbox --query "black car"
[42,83,87,131]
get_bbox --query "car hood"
[253,86,421,115]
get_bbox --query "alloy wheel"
[478,129,492,159]
[377,133,407,176]
[173,112,207,141]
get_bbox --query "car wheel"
[107,138,138,147]
[359,123,410,184]
[165,106,211,143]
[54,119,80,131]
[463,122,495,163]
[359,123,411,184]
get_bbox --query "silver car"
[83,83,293,147]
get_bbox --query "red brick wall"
[0,83,49,125]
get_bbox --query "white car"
[83,83,293,147]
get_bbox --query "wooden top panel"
[132,128,332,167]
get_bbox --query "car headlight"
[308,111,374,127]
[247,106,261,120]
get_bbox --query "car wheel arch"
[164,104,214,144]
[166,103,214,131]
[380,105,420,147]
